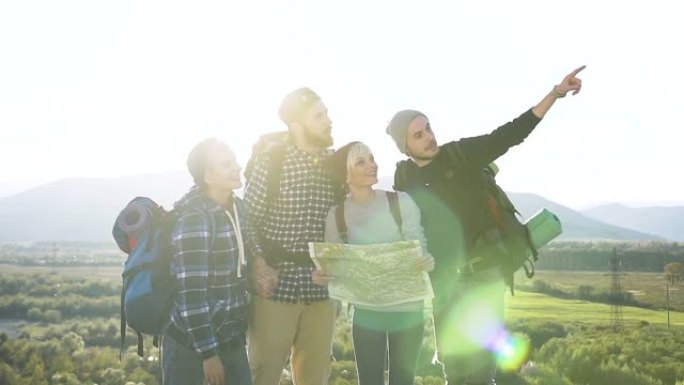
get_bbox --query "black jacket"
[393,108,541,290]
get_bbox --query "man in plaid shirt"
[163,139,251,385]
[245,88,340,385]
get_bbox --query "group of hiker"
[157,65,585,385]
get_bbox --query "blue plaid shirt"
[168,186,250,359]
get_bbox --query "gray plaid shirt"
[245,142,337,303]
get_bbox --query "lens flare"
[436,283,504,352]
[434,280,530,372]
[494,333,531,372]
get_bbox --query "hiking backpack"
[112,197,177,357]
[243,132,289,208]
[113,197,216,357]
[442,144,539,293]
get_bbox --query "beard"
[411,153,437,161]
[409,146,440,161]
[303,125,333,149]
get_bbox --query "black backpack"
[244,132,289,207]
[442,144,538,293]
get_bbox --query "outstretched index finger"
[568,65,586,77]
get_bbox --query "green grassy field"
[506,290,684,326]
[518,270,684,310]
[0,263,122,279]
[2,265,683,327]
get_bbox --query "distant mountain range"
[0,172,192,243]
[581,203,684,242]
[0,173,675,243]
[507,192,665,241]
[375,177,665,242]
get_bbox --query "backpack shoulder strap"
[393,161,408,191]
[265,145,287,206]
[334,203,348,244]
[386,191,403,238]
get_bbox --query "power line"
[609,247,624,332]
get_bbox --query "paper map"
[308,240,434,306]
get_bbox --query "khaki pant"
[248,296,336,385]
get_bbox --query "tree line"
[536,241,684,272]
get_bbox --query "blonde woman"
[313,141,434,385]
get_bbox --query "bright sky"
[1,0,682,208]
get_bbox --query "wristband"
[552,85,566,98]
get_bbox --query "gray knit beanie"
[386,109,426,154]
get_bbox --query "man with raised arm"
[387,66,585,385]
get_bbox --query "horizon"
[1,1,683,208]
[1,170,683,212]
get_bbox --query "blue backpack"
[113,197,178,358]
